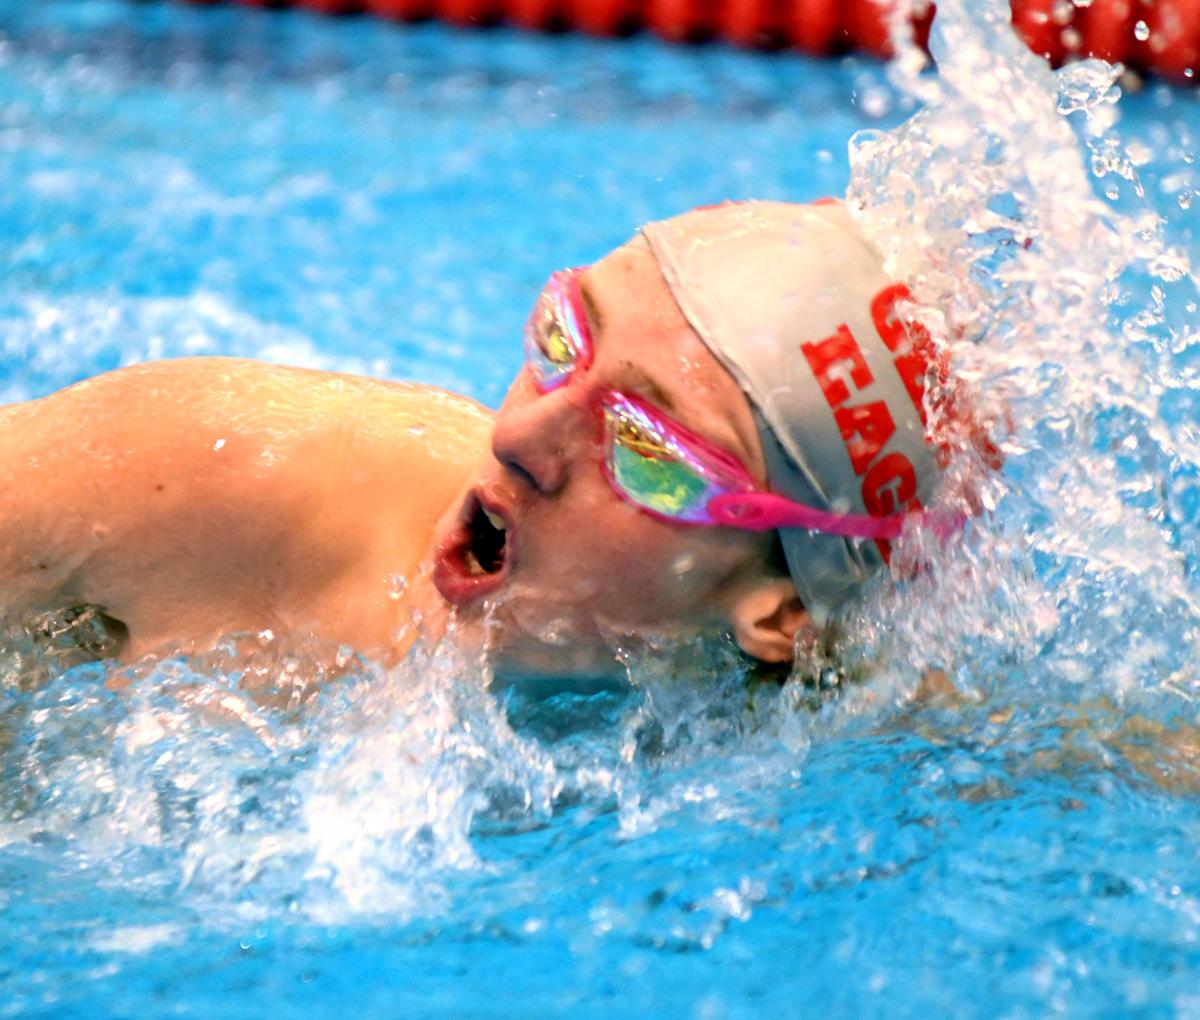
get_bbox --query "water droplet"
[530,617,572,646]
[407,423,427,437]
[1134,20,1150,42]
[213,437,226,452]
[387,574,408,600]
[672,553,696,576]
[1179,192,1193,210]
[859,87,891,120]
[1126,140,1153,167]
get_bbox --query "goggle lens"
[524,271,590,392]
[603,396,722,524]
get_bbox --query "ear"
[726,578,812,664]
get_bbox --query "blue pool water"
[1,1,1199,1017]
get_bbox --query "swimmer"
[0,200,945,681]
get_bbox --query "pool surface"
[1,1,1199,1017]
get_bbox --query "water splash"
[844,0,1200,710]
[0,0,1198,953]
[0,614,832,926]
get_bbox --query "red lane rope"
[184,0,1200,83]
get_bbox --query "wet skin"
[426,241,805,678]
[0,243,805,675]
[0,358,492,662]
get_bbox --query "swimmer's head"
[430,199,941,678]
[641,200,941,620]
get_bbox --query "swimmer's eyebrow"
[578,275,679,414]
[620,362,678,414]
[578,276,605,336]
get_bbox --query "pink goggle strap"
[708,492,966,542]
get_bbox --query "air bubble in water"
[1134,20,1151,42]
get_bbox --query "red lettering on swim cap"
[835,400,896,476]
[892,347,932,429]
[871,283,934,428]
[801,324,874,409]
[870,283,913,351]
[872,283,1006,477]
[862,451,917,517]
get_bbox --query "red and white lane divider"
[184,0,1200,84]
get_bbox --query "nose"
[490,381,585,495]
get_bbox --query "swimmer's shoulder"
[16,355,490,416]
[0,355,495,542]
[0,357,493,629]
[2,356,494,457]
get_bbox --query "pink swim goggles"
[523,268,919,542]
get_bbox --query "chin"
[487,609,629,681]
[494,640,628,684]
[425,577,624,682]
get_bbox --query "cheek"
[515,457,748,616]
[584,517,737,618]
[528,497,681,583]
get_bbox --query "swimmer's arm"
[0,357,493,655]
[0,360,324,631]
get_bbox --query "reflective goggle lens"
[603,398,719,523]
[524,272,589,392]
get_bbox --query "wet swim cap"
[641,199,942,619]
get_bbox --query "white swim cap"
[642,199,942,618]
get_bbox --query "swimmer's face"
[429,240,807,678]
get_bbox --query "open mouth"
[432,493,513,606]
[465,498,508,575]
